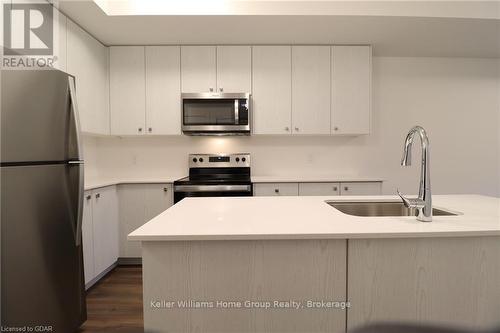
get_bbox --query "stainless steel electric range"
[173,153,252,204]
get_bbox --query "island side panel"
[347,236,500,330]
[142,239,347,333]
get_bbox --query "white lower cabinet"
[255,181,382,197]
[82,191,94,285]
[81,184,173,287]
[81,185,119,288]
[118,184,173,258]
[340,182,381,195]
[253,183,299,196]
[92,186,119,277]
[299,182,340,196]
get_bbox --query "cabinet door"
[145,46,181,135]
[82,191,94,285]
[67,20,110,135]
[216,46,252,93]
[252,46,292,135]
[254,183,299,196]
[92,186,119,276]
[181,46,216,93]
[291,46,331,135]
[144,184,173,220]
[331,46,371,135]
[53,12,67,71]
[299,182,340,196]
[340,182,381,196]
[118,184,173,258]
[110,46,146,135]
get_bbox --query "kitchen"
[1,1,499,333]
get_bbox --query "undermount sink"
[326,201,458,217]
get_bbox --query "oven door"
[174,184,253,204]
[182,93,250,135]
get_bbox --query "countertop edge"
[84,178,181,190]
[128,230,500,242]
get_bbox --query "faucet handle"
[397,189,425,209]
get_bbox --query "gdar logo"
[3,3,53,56]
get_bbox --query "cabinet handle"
[95,193,100,199]
[344,187,349,191]
[295,127,299,132]
[219,87,223,92]
[86,195,91,200]
[333,186,338,192]
[334,127,339,131]
[138,127,143,132]
[163,187,168,192]
[148,127,152,132]
[285,127,290,132]
[274,188,280,194]
[209,87,214,92]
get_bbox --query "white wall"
[83,57,500,197]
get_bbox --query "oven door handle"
[174,185,252,193]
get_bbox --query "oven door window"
[183,99,237,125]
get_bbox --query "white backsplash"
[83,57,500,197]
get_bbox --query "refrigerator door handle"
[68,161,84,246]
[68,76,83,161]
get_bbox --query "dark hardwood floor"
[78,266,144,333]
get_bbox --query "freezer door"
[1,163,86,331]
[1,70,82,164]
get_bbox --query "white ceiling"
[55,1,500,58]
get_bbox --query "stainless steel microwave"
[181,93,251,136]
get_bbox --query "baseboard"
[85,261,118,291]
[117,257,142,266]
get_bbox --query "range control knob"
[242,157,246,162]
[192,157,197,163]
[235,157,240,162]
[199,157,204,163]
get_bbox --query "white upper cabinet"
[252,46,292,135]
[145,46,181,135]
[67,20,110,135]
[216,46,252,93]
[110,46,146,135]
[53,13,67,71]
[291,46,331,135]
[331,46,371,135]
[181,46,217,93]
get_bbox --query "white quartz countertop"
[84,176,184,190]
[251,175,383,183]
[85,175,383,190]
[128,195,500,241]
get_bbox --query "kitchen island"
[129,195,500,333]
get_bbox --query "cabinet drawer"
[340,182,382,196]
[299,182,340,196]
[253,183,299,196]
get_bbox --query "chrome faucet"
[397,126,432,222]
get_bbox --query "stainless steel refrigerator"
[1,70,86,332]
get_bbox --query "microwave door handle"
[234,99,239,125]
